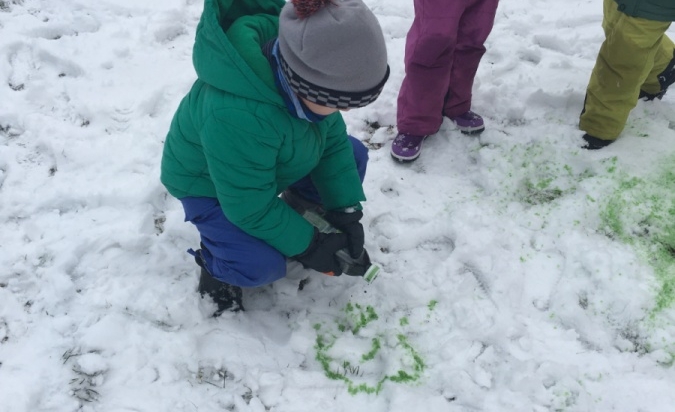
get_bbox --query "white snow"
[2,0,675,410]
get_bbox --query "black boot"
[640,50,675,101]
[581,133,614,150]
[193,244,244,315]
[197,267,244,315]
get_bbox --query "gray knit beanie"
[278,0,390,109]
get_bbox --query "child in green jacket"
[160,0,389,314]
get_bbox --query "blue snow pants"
[180,136,369,288]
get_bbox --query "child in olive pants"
[580,0,675,149]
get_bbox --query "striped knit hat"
[278,0,390,109]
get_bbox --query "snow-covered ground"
[2,0,675,410]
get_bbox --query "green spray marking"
[601,167,675,314]
[344,303,378,334]
[361,338,381,361]
[396,334,426,374]
[503,143,595,207]
[523,178,565,205]
[313,302,428,395]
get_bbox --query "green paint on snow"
[361,338,381,361]
[344,303,378,334]
[313,302,428,395]
[601,167,675,314]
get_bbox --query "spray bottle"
[301,210,380,283]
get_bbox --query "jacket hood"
[192,0,286,105]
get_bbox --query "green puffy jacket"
[615,0,675,21]
[160,0,366,257]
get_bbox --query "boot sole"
[457,125,485,135]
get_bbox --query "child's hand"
[324,210,364,259]
[292,229,349,276]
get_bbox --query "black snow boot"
[193,244,244,315]
[640,50,675,101]
[581,133,614,150]
[197,267,244,316]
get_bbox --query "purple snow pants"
[397,0,498,136]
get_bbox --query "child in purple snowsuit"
[391,0,499,162]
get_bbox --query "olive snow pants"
[579,0,674,140]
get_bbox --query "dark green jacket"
[615,0,675,21]
[160,0,365,256]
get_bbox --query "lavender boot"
[390,133,428,162]
[448,110,485,135]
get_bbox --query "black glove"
[293,228,349,276]
[324,210,364,258]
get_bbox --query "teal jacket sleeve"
[310,115,366,211]
[201,109,314,257]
